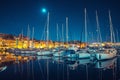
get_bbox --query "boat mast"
[96,10,102,43]
[27,24,30,48]
[62,24,64,42]
[109,10,113,43]
[116,30,119,42]
[57,24,59,42]
[113,29,116,43]
[21,29,23,48]
[85,8,87,43]
[32,27,34,48]
[66,17,68,44]
[46,12,49,48]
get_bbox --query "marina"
[0,0,120,80]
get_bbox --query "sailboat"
[37,12,53,56]
[94,10,117,61]
[76,8,90,59]
[62,17,78,58]
[12,26,37,55]
[20,26,37,54]
[53,24,65,57]
[53,21,68,57]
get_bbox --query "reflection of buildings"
[0,51,36,64]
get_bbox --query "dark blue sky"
[0,0,120,42]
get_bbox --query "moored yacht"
[95,48,117,61]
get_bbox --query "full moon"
[42,8,47,13]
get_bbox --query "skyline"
[0,0,120,42]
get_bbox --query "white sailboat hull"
[95,49,117,60]
[96,53,116,60]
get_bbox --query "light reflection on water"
[0,56,119,80]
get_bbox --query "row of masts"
[85,9,115,43]
[20,8,116,49]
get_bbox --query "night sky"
[0,0,120,42]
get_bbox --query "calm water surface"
[0,56,120,80]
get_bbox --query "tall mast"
[46,12,49,47]
[57,24,59,41]
[62,24,64,42]
[27,24,30,48]
[96,10,102,43]
[21,29,23,48]
[32,27,34,48]
[85,8,87,42]
[109,10,113,43]
[113,29,116,43]
[117,30,119,42]
[66,17,68,44]
[91,32,94,43]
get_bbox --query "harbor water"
[0,55,120,80]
